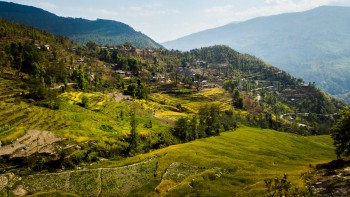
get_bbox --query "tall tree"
[331,107,350,158]
[173,117,188,141]
[129,109,139,154]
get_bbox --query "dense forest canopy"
[0,1,162,48]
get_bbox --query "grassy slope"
[92,126,335,196]
[0,87,233,147]
[149,88,232,114]
[0,92,170,144]
[0,75,336,196]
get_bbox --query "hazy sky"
[3,0,350,42]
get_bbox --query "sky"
[2,0,350,42]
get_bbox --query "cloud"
[204,5,235,17]
[86,8,119,19]
[198,0,345,34]
[38,2,58,10]
[209,0,344,23]
[264,0,290,5]
[129,6,143,12]
[203,4,238,25]
[124,4,179,17]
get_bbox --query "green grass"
[0,88,234,145]
[27,191,80,197]
[17,157,158,196]
[2,89,231,144]
[92,126,335,196]
[0,85,337,196]
[0,91,172,144]
[149,88,233,114]
[0,77,24,97]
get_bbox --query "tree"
[126,81,149,99]
[129,109,139,154]
[173,117,188,141]
[81,95,89,108]
[189,115,199,140]
[331,107,350,158]
[86,41,98,51]
[232,89,244,109]
[198,104,221,137]
[77,71,88,90]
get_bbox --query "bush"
[264,174,314,197]
[81,95,89,108]
[70,150,88,164]
[87,152,99,162]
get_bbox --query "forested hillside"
[0,19,345,196]
[0,1,162,49]
[163,6,350,104]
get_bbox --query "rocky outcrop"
[309,159,350,196]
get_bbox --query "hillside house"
[116,70,126,75]
[135,49,143,54]
[151,74,166,82]
[116,70,131,77]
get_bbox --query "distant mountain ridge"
[0,1,162,49]
[163,6,350,104]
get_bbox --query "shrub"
[87,152,99,162]
[81,95,89,108]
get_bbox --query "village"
[30,42,336,135]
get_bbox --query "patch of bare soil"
[0,130,64,158]
[0,174,9,190]
[113,93,132,102]
[13,185,28,196]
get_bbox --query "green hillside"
[108,126,335,196]
[1,127,335,196]
[0,18,344,196]
[163,6,350,104]
[0,1,162,49]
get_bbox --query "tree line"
[172,104,237,142]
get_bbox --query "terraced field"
[1,157,158,196]
[0,126,335,196]
[0,77,24,100]
[149,88,233,114]
[90,126,335,196]
[0,81,337,196]
[0,91,171,144]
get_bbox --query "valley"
[0,2,349,196]
[163,6,350,104]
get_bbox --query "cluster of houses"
[135,49,158,56]
[99,46,158,56]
